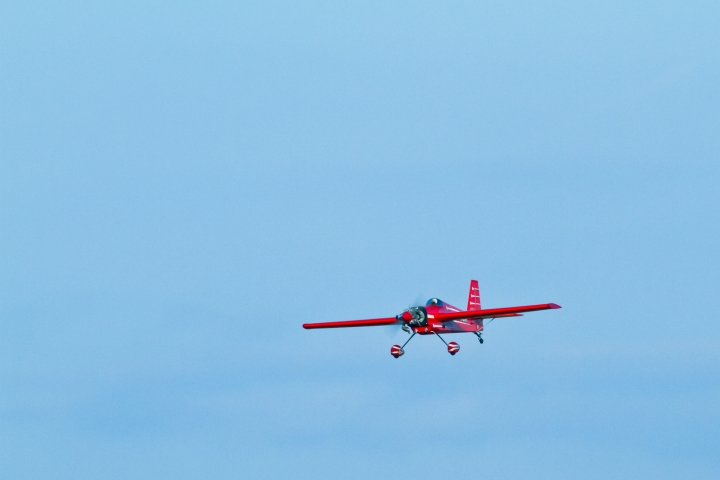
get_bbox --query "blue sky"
[1,1,719,478]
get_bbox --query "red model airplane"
[303,280,561,357]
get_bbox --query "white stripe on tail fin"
[467,280,481,311]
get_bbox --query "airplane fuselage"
[412,299,483,335]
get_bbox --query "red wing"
[302,304,560,328]
[434,303,561,322]
[303,317,399,329]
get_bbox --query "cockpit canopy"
[426,298,445,307]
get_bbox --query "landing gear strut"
[433,332,460,355]
[474,331,484,344]
[391,332,416,358]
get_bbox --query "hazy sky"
[1,1,719,479]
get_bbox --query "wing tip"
[549,303,561,309]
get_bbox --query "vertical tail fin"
[467,280,481,311]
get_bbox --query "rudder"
[467,280,481,311]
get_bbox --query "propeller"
[409,293,427,309]
[386,293,427,337]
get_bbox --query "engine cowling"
[398,306,428,327]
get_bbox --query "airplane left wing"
[303,317,400,329]
[433,303,561,322]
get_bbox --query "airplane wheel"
[447,342,460,355]
[479,338,484,344]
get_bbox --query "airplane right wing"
[303,317,400,329]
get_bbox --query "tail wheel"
[447,342,460,355]
[390,345,404,358]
